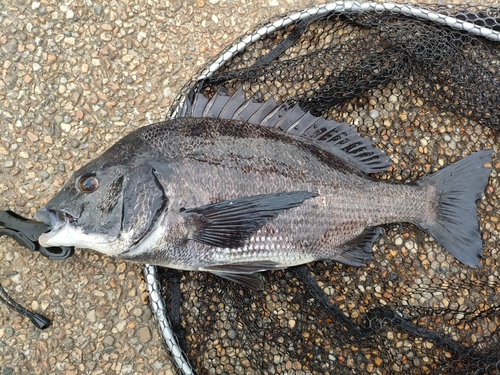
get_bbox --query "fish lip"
[35,208,77,231]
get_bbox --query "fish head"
[35,135,169,256]
[36,161,127,254]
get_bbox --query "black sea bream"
[36,88,492,289]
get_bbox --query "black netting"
[153,3,500,374]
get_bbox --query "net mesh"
[151,3,500,374]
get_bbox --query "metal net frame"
[144,2,500,374]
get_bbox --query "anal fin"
[331,227,382,266]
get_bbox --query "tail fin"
[417,149,493,267]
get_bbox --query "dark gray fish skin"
[35,90,492,289]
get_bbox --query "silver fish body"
[36,89,492,289]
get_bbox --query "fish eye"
[77,173,99,193]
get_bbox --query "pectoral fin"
[201,260,281,290]
[182,191,317,249]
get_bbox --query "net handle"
[144,265,195,375]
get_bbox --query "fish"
[35,87,493,290]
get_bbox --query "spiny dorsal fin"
[180,87,392,174]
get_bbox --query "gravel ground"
[0,1,496,375]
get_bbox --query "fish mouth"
[35,208,77,246]
[35,208,76,230]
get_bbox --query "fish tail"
[416,149,493,267]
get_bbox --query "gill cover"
[120,164,169,246]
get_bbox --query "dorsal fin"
[179,87,392,174]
